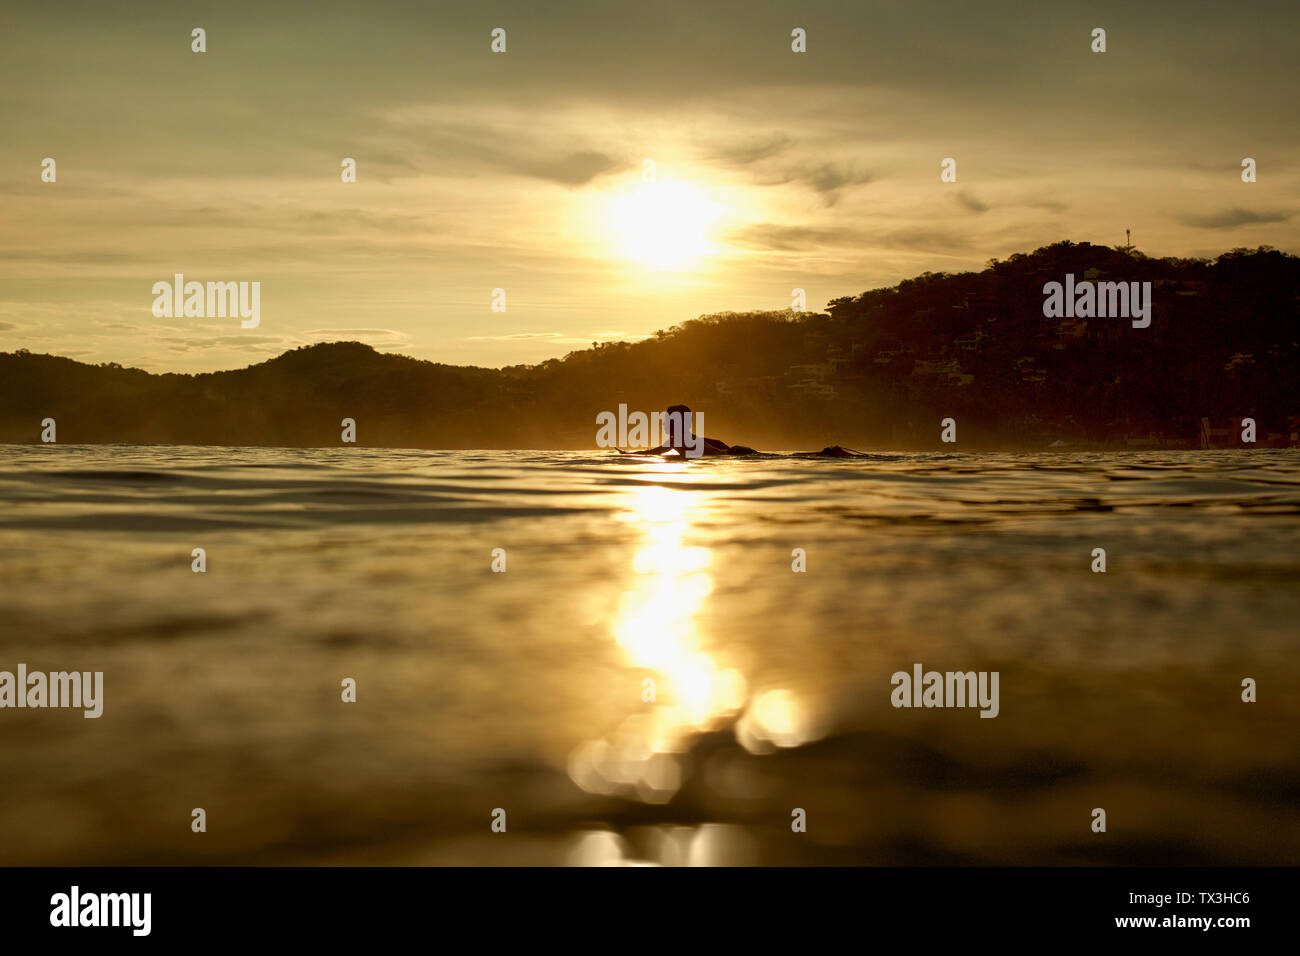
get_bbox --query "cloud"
[289,210,440,235]
[300,327,409,338]
[466,332,566,341]
[1178,208,1292,229]
[160,334,293,351]
[707,134,794,166]
[209,335,289,347]
[884,229,973,252]
[372,108,629,186]
[516,150,626,186]
[727,224,868,252]
[769,163,873,205]
[0,249,143,265]
[464,330,642,345]
[956,191,990,214]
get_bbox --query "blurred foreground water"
[0,445,1297,865]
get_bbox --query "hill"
[2,242,1297,449]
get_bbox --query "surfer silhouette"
[633,405,858,458]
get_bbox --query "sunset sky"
[1,0,1296,372]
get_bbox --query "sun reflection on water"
[568,482,747,803]
[568,478,816,821]
[612,485,746,737]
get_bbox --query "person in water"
[636,405,858,457]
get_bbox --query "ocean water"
[0,445,1297,865]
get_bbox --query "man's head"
[664,405,691,447]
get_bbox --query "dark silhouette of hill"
[2,242,1297,449]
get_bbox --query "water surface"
[1,446,1296,865]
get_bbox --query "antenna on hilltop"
[1124,229,1132,252]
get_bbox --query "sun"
[607,181,725,269]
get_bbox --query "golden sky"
[1,0,1296,371]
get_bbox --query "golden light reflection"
[612,486,745,735]
[568,479,818,811]
[736,687,814,753]
[566,824,756,867]
[567,483,747,801]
